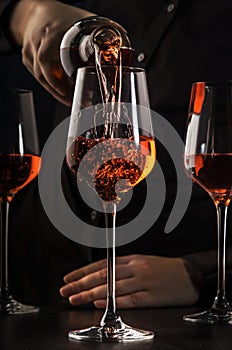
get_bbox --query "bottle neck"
[60,16,134,79]
[80,26,124,65]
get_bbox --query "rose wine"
[185,153,232,204]
[0,154,41,202]
[60,46,133,81]
[63,19,154,203]
[67,135,155,202]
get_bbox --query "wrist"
[9,0,57,47]
[181,257,203,297]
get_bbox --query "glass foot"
[183,309,232,324]
[69,322,155,342]
[0,295,39,315]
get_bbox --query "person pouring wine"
[0,0,231,312]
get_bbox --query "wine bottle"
[60,16,134,80]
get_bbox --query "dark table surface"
[0,304,232,350]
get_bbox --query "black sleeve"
[0,0,19,54]
[183,247,232,301]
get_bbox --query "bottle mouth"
[91,26,122,49]
[74,15,132,46]
[90,27,134,66]
[79,26,123,63]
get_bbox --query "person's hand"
[59,254,200,308]
[9,0,95,106]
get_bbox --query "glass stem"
[101,202,122,328]
[212,202,230,311]
[0,199,10,299]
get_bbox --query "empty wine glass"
[0,89,41,314]
[66,66,155,341]
[183,81,232,324]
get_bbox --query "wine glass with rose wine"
[0,89,41,314]
[183,81,232,324]
[65,65,156,341]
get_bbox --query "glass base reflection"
[183,309,232,325]
[69,320,155,342]
[0,294,39,315]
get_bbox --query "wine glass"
[183,81,232,324]
[66,66,155,341]
[0,89,41,314]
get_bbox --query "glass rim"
[76,66,146,74]
[192,80,232,88]
[0,88,33,96]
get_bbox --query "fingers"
[63,259,107,283]
[22,29,73,106]
[37,34,73,99]
[60,255,144,307]
[69,284,107,305]
[60,266,108,298]
[61,277,141,307]
[63,256,131,283]
[60,255,200,309]
[94,291,152,309]
[60,259,137,307]
[60,264,134,298]
[34,60,73,106]
[12,1,95,105]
